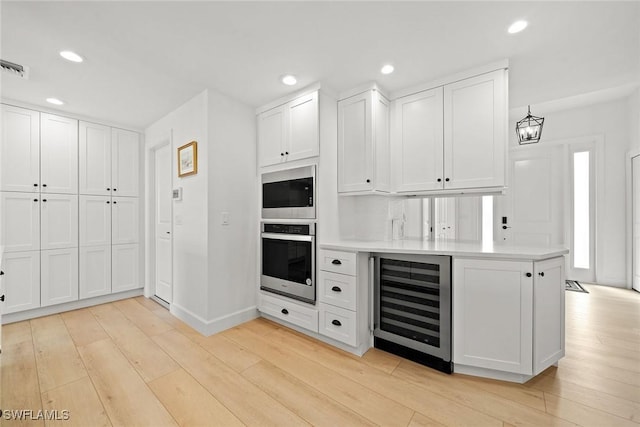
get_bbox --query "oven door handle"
[261,233,314,242]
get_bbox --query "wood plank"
[133,296,164,312]
[151,329,309,426]
[90,303,179,382]
[454,374,546,412]
[1,340,44,427]
[30,315,87,392]
[544,392,639,427]
[113,299,173,337]
[2,320,33,346]
[242,359,376,427]
[77,338,177,427]
[361,347,403,374]
[41,377,111,427]
[408,412,446,427]
[60,308,110,347]
[198,333,262,373]
[148,308,206,344]
[148,368,244,427]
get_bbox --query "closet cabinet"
[0,105,39,192]
[40,194,78,250]
[258,91,319,167]
[40,114,78,194]
[79,246,111,299]
[112,244,140,293]
[0,192,40,252]
[0,251,40,314]
[41,248,79,307]
[338,88,390,194]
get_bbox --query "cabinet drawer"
[319,303,357,347]
[318,270,356,310]
[319,249,356,276]
[259,292,318,333]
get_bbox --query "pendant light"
[516,105,545,145]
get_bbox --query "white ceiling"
[2,1,639,130]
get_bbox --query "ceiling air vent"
[1,59,29,79]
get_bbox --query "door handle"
[502,225,511,229]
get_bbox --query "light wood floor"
[1,284,639,426]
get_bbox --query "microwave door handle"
[261,233,314,242]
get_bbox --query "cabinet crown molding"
[255,82,324,114]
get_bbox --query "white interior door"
[633,155,640,291]
[155,144,172,303]
[498,145,565,246]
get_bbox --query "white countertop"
[319,239,568,261]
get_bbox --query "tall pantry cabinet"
[0,104,141,317]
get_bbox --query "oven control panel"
[263,223,313,235]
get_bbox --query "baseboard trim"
[594,278,628,288]
[170,303,259,336]
[1,289,144,324]
[453,364,534,384]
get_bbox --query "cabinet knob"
[33,198,38,202]
[33,183,38,187]
[0,270,4,275]
[0,295,4,302]
[281,308,289,315]
[280,153,284,157]
[366,179,371,183]
[285,151,289,155]
[331,286,342,293]
[437,178,442,182]
[107,188,111,191]
[538,272,545,277]
[42,199,47,202]
[526,272,532,277]
[113,188,117,192]
[42,184,47,187]
[113,201,117,204]
[106,201,110,204]
[445,178,450,182]
[331,319,342,327]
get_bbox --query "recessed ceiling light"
[46,98,64,105]
[508,20,528,34]
[59,50,84,63]
[281,74,297,86]
[381,64,395,75]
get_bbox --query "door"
[79,121,112,195]
[0,105,40,192]
[443,69,506,190]
[40,113,78,194]
[79,195,111,246]
[111,128,140,197]
[41,248,79,306]
[258,106,286,167]
[1,251,40,314]
[155,144,172,303]
[633,155,640,291]
[41,194,78,250]
[112,244,140,293]
[112,197,139,244]
[498,145,565,246]
[533,257,565,374]
[1,192,40,252]
[394,87,444,192]
[80,245,111,298]
[338,91,373,193]
[287,91,319,162]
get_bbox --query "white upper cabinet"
[112,197,139,245]
[443,69,506,190]
[258,90,319,167]
[338,89,390,194]
[40,113,78,194]
[79,122,112,196]
[0,105,40,192]
[111,128,140,197]
[393,87,444,193]
[40,194,78,250]
[0,192,40,252]
[79,195,112,246]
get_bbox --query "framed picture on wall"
[178,141,198,177]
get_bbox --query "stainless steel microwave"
[261,165,316,219]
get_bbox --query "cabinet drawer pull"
[538,272,545,277]
[331,286,342,293]
[331,319,342,327]
[281,308,289,315]
[331,259,342,265]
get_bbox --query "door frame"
[627,150,640,290]
[145,132,173,300]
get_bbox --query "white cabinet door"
[533,257,565,374]
[1,192,40,252]
[453,258,533,375]
[338,91,373,193]
[287,91,319,162]
[111,128,140,197]
[0,105,40,192]
[258,106,286,167]
[41,194,78,250]
[394,88,444,192]
[79,195,111,247]
[79,121,112,196]
[112,197,139,244]
[40,113,78,194]
[1,251,40,314]
[79,245,111,299]
[41,248,78,306]
[112,244,140,293]
[444,69,506,190]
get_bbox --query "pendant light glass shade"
[516,105,544,145]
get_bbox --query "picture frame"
[178,141,198,177]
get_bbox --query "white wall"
[629,89,640,153]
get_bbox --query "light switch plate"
[172,187,183,201]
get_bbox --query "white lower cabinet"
[453,257,564,377]
[41,248,79,307]
[79,245,112,298]
[112,197,139,244]
[1,251,40,314]
[112,244,140,293]
[259,292,319,332]
[318,302,357,346]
